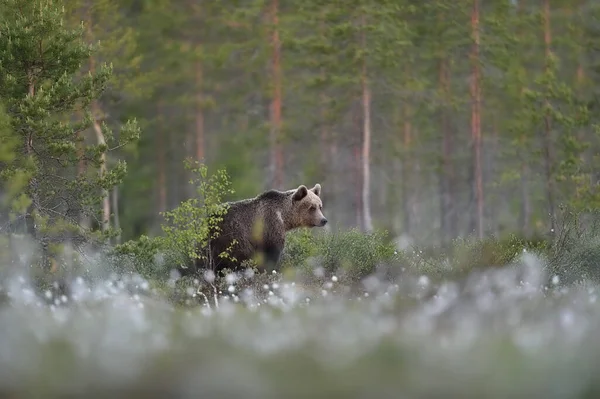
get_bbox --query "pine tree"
[0,0,140,266]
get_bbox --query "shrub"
[111,234,163,278]
[447,233,551,277]
[545,208,600,285]
[113,160,236,280]
[280,228,405,282]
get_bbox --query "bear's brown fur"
[188,183,327,276]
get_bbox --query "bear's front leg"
[259,242,283,274]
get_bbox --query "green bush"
[112,160,236,280]
[447,233,551,276]
[280,228,405,282]
[545,208,600,285]
[280,226,555,286]
[111,234,163,278]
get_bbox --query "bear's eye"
[310,206,316,211]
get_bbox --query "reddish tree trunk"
[360,13,373,232]
[354,145,363,230]
[269,0,283,189]
[542,0,556,233]
[487,116,499,234]
[470,0,484,239]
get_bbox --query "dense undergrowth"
[2,203,598,312]
[28,163,583,307]
[61,207,599,309]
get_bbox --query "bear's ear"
[311,183,321,197]
[292,185,308,201]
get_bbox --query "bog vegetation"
[1,0,600,396]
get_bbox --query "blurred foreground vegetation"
[1,207,600,397]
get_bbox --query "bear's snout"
[319,218,328,226]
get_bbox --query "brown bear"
[186,183,327,277]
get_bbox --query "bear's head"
[290,183,327,228]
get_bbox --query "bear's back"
[222,190,290,229]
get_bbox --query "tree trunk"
[323,11,337,223]
[470,0,484,239]
[86,5,110,233]
[487,116,499,235]
[320,96,328,173]
[360,13,373,233]
[401,108,412,235]
[352,103,363,230]
[320,82,333,222]
[519,160,531,236]
[195,58,205,162]
[24,74,38,240]
[516,0,530,237]
[411,159,421,234]
[354,145,363,230]
[319,16,329,181]
[90,101,110,233]
[157,102,167,214]
[88,92,109,235]
[328,117,338,227]
[269,0,283,189]
[467,156,476,235]
[542,0,556,234]
[75,111,89,229]
[112,187,121,244]
[24,72,51,268]
[439,57,455,245]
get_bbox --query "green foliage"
[111,233,163,277]
[0,101,30,221]
[281,228,403,281]
[544,208,600,285]
[64,0,153,102]
[114,160,236,278]
[0,0,140,266]
[118,202,600,300]
[446,234,551,276]
[281,227,555,285]
[159,159,236,269]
